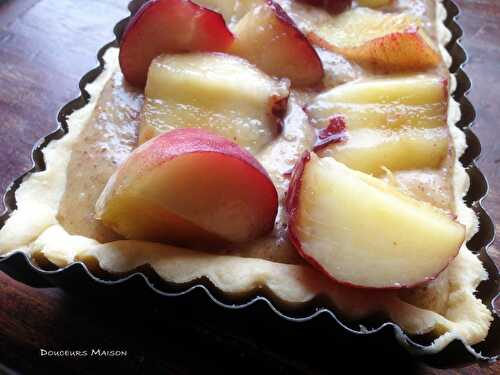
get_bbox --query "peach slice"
[357,0,393,8]
[96,129,278,246]
[306,76,448,130]
[192,0,261,25]
[286,153,465,289]
[139,53,290,153]
[119,0,234,87]
[317,127,450,176]
[336,30,442,72]
[230,0,324,86]
[307,76,450,175]
[309,8,441,73]
[296,0,352,14]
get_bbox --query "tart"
[0,0,495,356]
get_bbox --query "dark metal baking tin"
[0,0,498,368]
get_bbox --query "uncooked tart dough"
[0,0,493,354]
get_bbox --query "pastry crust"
[0,0,493,354]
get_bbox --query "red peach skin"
[286,152,465,289]
[119,0,234,87]
[309,28,441,73]
[96,129,278,247]
[230,0,323,87]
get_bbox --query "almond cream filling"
[0,0,493,355]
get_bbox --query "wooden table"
[0,0,498,373]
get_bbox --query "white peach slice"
[296,0,352,14]
[96,129,278,246]
[119,0,234,87]
[192,0,261,25]
[357,0,393,8]
[307,76,450,176]
[309,8,441,73]
[139,53,290,153]
[336,30,442,73]
[286,153,465,289]
[316,128,450,176]
[306,76,448,130]
[230,0,324,86]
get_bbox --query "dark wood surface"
[0,0,498,374]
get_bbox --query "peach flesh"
[230,0,324,86]
[96,129,278,247]
[119,0,234,87]
[286,152,465,289]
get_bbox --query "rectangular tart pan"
[0,0,498,368]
